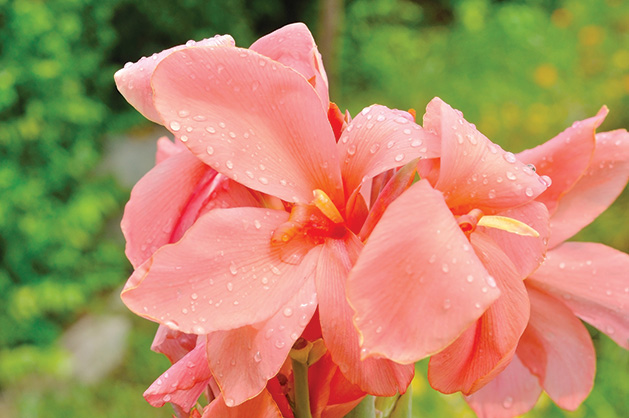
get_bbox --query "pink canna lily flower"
[465,110,629,418]
[116,22,442,408]
[346,97,553,382]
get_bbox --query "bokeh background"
[1,0,628,416]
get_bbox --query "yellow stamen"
[477,215,540,237]
[312,189,344,224]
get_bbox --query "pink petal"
[151,325,197,364]
[202,389,282,417]
[516,107,607,215]
[207,277,318,406]
[315,237,414,395]
[479,201,550,279]
[428,231,530,395]
[144,338,211,411]
[151,46,343,205]
[121,207,321,334]
[546,129,629,247]
[518,284,595,410]
[465,355,542,418]
[156,136,188,164]
[346,180,500,363]
[338,105,438,197]
[114,35,235,123]
[250,22,329,108]
[423,98,548,214]
[528,242,629,349]
[121,150,215,268]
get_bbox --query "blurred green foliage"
[0,0,627,416]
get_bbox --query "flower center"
[271,189,346,247]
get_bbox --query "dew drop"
[503,397,513,409]
[369,143,380,154]
[376,114,386,122]
[258,177,269,185]
[226,160,234,169]
[169,121,181,132]
[164,320,180,331]
[503,152,516,163]
[254,220,262,229]
[205,126,216,134]
[178,110,190,118]
[347,144,357,155]
[180,135,188,142]
[275,340,286,349]
[191,293,198,300]
[466,275,474,283]
[271,265,281,275]
[254,351,262,362]
[488,189,496,199]
[442,263,449,273]
[206,146,214,155]
[163,394,172,402]
[540,175,552,187]
[283,307,293,317]
[525,187,534,197]
[411,139,423,147]
[506,171,517,180]
[226,282,233,291]
[225,398,235,407]
[376,326,383,334]
[386,140,395,149]
[486,275,497,288]
[394,153,404,162]
[229,263,238,275]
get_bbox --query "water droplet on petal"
[275,340,286,349]
[178,110,190,118]
[283,307,293,317]
[225,398,235,407]
[206,146,214,155]
[254,351,262,362]
[394,153,404,162]
[376,114,386,122]
[442,263,449,273]
[411,139,423,147]
[486,275,497,288]
[369,143,380,154]
[347,144,356,155]
[226,160,233,169]
[503,152,516,163]
[506,171,517,180]
[163,394,172,402]
[170,121,181,132]
[525,187,534,197]
[226,282,234,291]
[258,177,269,185]
[466,275,474,283]
[503,397,513,409]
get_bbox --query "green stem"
[291,357,313,418]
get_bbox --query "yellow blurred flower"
[534,64,558,88]
[579,25,605,46]
[551,8,573,28]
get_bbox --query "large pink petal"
[202,389,282,417]
[518,284,595,410]
[337,105,438,197]
[315,237,414,395]
[144,338,211,411]
[479,201,550,279]
[121,150,215,268]
[546,129,629,247]
[114,35,235,123]
[121,207,321,334]
[250,22,329,108]
[423,98,548,214]
[528,242,629,349]
[207,277,317,406]
[464,355,542,418]
[346,180,500,363]
[151,325,197,364]
[151,46,343,205]
[428,232,529,395]
[516,107,607,215]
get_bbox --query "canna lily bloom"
[346,97,552,378]
[465,110,629,418]
[116,23,440,407]
[426,106,609,395]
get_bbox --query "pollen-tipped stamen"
[312,189,344,224]
[477,215,540,237]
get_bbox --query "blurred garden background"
[1,0,628,416]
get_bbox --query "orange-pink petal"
[337,105,438,197]
[206,277,317,406]
[528,242,629,349]
[428,231,530,395]
[518,284,595,410]
[114,35,235,123]
[517,107,607,216]
[202,389,282,417]
[151,46,343,205]
[151,325,197,364]
[464,355,542,418]
[546,129,629,247]
[121,149,215,268]
[423,98,548,214]
[250,22,329,108]
[121,208,320,334]
[479,201,550,279]
[346,180,500,363]
[315,238,414,395]
[144,338,211,411]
